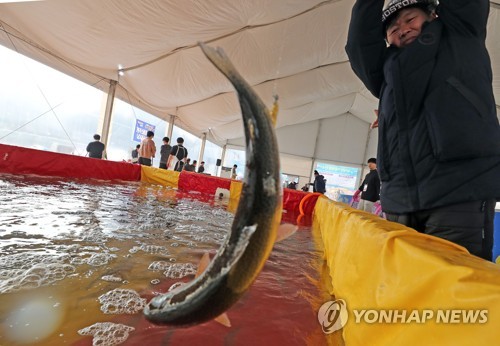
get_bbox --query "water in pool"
[0,174,330,345]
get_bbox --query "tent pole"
[167,113,175,140]
[310,119,322,179]
[198,132,207,167]
[100,80,117,148]
[219,144,227,177]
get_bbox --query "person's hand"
[370,109,379,129]
[353,189,361,198]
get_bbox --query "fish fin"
[275,223,298,242]
[195,252,211,278]
[269,94,279,127]
[215,312,231,327]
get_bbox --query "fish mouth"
[145,294,171,312]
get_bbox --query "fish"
[143,42,282,326]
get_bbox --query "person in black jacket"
[356,158,381,212]
[346,0,500,260]
[86,134,105,159]
[311,170,326,194]
[197,161,205,173]
[168,137,188,172]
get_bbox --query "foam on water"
[98,288,146,314]
[162,263,198,279]
[78,322,135,346]
[87,253,116,266]
[147,260,198,278]
[0,253,75,294]
[101,274,123,283]
[129,244,169,255]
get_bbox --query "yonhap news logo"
[317,299,349,334]
[317,299,488,333]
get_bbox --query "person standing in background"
[86,134,106,159]
[159,137,171,169]
[231,164,238,179]
[184,159,196,172]
[198,161,205,173]
[138,131,156,166]
[131,144,140,163]
[311,170,326,194]
[355,158,380,212]
[168,137,188,172]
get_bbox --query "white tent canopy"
[0,0,498,169]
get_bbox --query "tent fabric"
[0,1,498,165]
[0,143,141,181]
[314,197,500,345]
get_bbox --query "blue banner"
[133,119,156,143]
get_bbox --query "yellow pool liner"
[313,196,500,345]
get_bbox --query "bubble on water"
[148,261,169,271]
[190,234,206,242]
[86,253,115,267]
[139,244,169,255]
[101,275,123,282]
[129,246,140,254]
[168,282,186,292]
[70,257,86,265]
[81,229,108,243]
[0,253,76,294]
[98,288,146,314]
[78,322,134,346]
[150,279,160,285]
[162,263,197,279]
[81,246,101,252]
[63,244,81,253]
[170,243,179,247]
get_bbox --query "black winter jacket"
[313,174,326,194]
[359,169,380,203]
[346,0,500,214]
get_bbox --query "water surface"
[0,174,329,345]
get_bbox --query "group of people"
[87,132,206,173]
[134,132,206,173]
